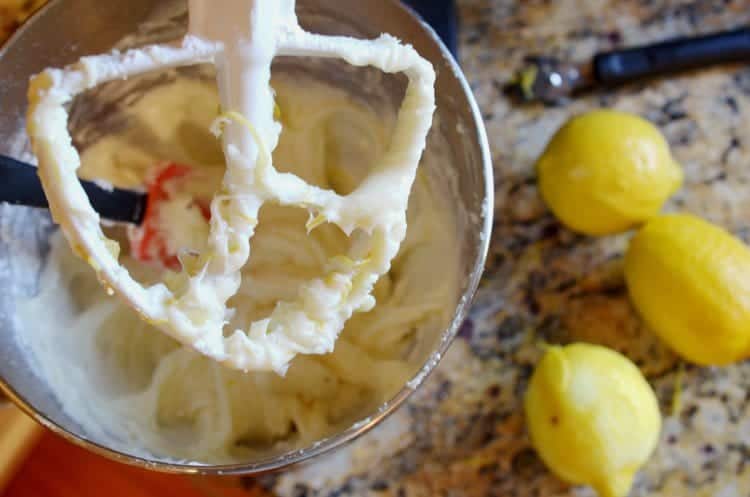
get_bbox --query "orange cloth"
[4,431,269,497]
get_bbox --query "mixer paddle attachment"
[26,0,435,374]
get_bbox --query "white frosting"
[19,77,457,462]
[26,0,436,373]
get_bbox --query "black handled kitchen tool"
[508,26,750,105]
[0,154,147,224]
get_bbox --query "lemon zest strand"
[518,65,538,100]
[211,110,273,169]
[671,361,685,416]
[306,213,327,233]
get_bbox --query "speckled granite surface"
[5,1,750,496]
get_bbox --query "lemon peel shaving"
[306,213,327,233]
[178,252,210,277]
[325,272,353,296]
[517,65,538,100]
[671,362,685,416]
[211,110,273,168]
[211,194,259,227]
[88,256,101,272]
[239,214,259,225]
[274,101,282,122]
[71,243,86,260]
[329,255,370,272]
[102,237,120,260]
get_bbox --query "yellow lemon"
[536,110,683,235]
[525,343,661,497]
[625,213,750,365]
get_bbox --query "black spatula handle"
[0,154,146,225]
[594,26,750,85]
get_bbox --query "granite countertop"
[5,1,750,496]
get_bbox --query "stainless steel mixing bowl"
[0,0,492,475]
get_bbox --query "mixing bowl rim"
[0,0,494,475]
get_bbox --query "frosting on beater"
[26,0,436,374]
